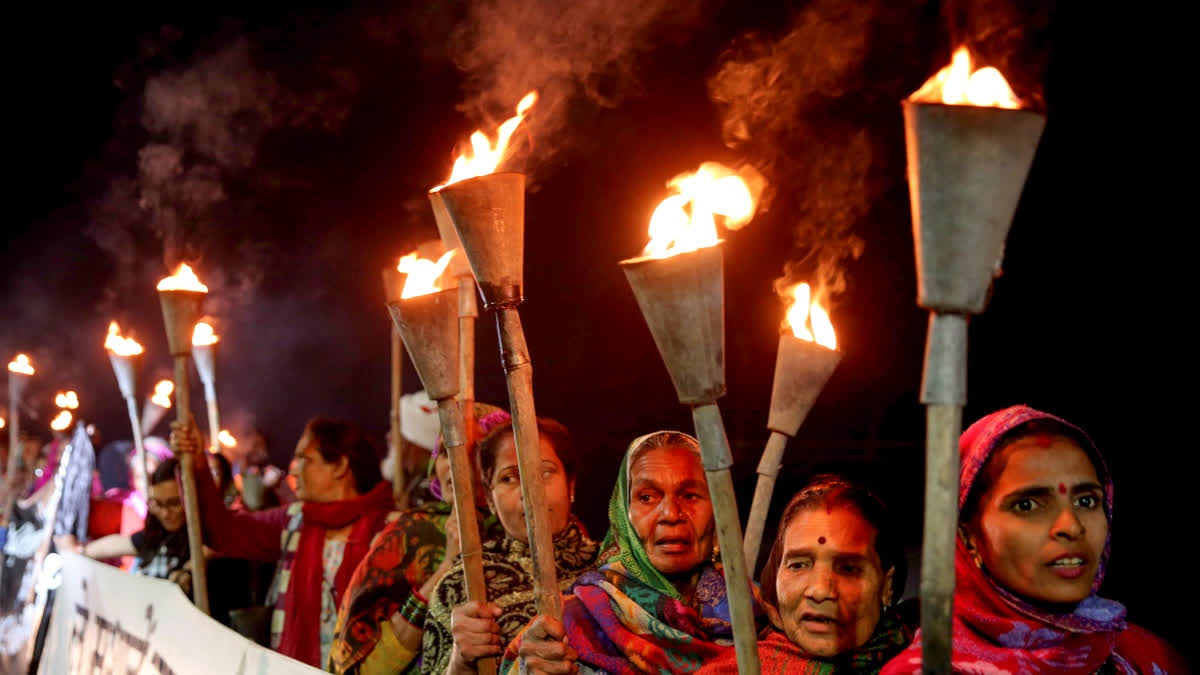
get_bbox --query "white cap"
[400,390,440,451]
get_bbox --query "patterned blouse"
[420,518,600,675]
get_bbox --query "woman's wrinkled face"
[964,435,1108,605]
[288,433,346,503]
[628,446,715,576]
[148,479,185,532]
[488,432,573,542]
[775,504,892,658]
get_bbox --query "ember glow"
[0,417,5,430]
[218,430,237,448]
[55,391,80,409]
[50,410,73,431]
[105,321,145,356]
[151,380,175,408]
[8,354,35,375]
[784,283,837,351]
[910,46,1020,109]
[432,91,538,191]
[641,162,761,260]
[156,264,209,293]
[397,250,457,299]
[193,321,219,346]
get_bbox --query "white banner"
[37,552,325,675]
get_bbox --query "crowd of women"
[36,398,1188,673]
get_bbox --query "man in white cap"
[380,390,441,504]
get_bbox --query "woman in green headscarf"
[500,430,760,675]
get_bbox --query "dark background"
[2,0,1190,664]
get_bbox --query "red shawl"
[275,480,395,667]
[881,406,1185,674]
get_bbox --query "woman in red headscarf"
[882,405,1185,674]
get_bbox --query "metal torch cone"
[382,266,408,506]
[437,172,564,622]
[743,336,841,570]
[109,353,149,496]
[157,288,210,615]
[387,287,496,675]
[619,243,760,675]
[193,340,220,455]
[142,397,170,436]
[904,100,1045,673]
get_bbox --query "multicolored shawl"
[423,517,600,675]
[329,404,510,674]
[700,607,915,675]
[273,479,396,668]
[502,431,762,675]
[881,405,1184,675]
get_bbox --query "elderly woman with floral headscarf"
[504,430,761,675]
[701,475,915,675]
[424,416,600,675]
[328,403,510,675]
[882,405,1185,674]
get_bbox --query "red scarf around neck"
[276,480,394,667]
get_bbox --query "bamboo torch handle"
[743,430,790,572]
[692,403,761,675]
[125,395,149,496]
[390,324,406,506]
[173,355,210,615]
[436,399,495,675]
[495,307,562,620]
[458,278,477,403]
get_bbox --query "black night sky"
[2,0,1191,662]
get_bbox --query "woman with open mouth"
[502,430,762,674]
[700,474,915,674]
[882,405,1184,674]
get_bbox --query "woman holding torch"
[426,416,599,675]
[170,415,395,669]
[506,431,761,675]
[330,402,509,675]
[881,406,1185,675]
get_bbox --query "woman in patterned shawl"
[701,475,914,674]
[502,430,761,675]
[422,416,600,675]
[329,404,510,675]
[882,405,1185,674]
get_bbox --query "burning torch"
[106,322,151,495]
[742,282,841,570]
[142,379,174,436]
[905,47,1044,672]
[385,251,498,675]
[156,263,212,614]
[431,92,567,622]
[619,162,763,675]
[192,320,221,455]
[6,354,35,477]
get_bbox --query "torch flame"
[0,417,5,429]
[397,250,457,299]
[51,410,73,431]
[7,354,35,375]
[218,430,237,448]
[151,380,174,408]
[55,391,80,410]
[156,264,209,293]
[910,46,1020,109]
[784,283,837,351]
[105,321,145,356]
[432,91,538,191]
[641,162,761,259]
[193,321,219,346]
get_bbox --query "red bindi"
[1034,433,1054,448]
[1058,482,1067,494]
[818,536,826,545]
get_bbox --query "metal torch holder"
[619,244,761,675]
[904,100,1045,674]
